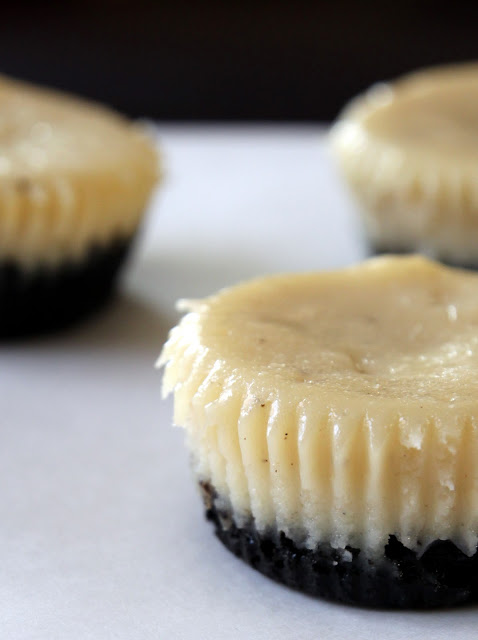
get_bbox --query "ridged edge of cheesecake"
[159,288,478,558]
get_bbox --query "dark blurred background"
[2,0,478,121]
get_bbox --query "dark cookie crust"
[200,481,478,609]
[0,238,132,338]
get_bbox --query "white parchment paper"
[2,126,476,639]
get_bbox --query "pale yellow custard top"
[0,74,158,265]
[330,63,478,261]
[160,257,478,556]
[358,64,478,160]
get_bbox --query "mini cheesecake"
[0,74,159,337]
[159,256,478,608]
[330,63,478,267]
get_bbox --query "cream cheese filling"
[0,75,159,266]
[160,256,478,557]
[330,63,478,261]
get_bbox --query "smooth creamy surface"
[0,75,158,265]
[330,63,478,261]
[160,257,478,556]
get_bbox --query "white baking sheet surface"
[2,126,476,639]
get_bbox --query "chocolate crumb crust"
[199,481,478,609]
[0,237,133,338]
